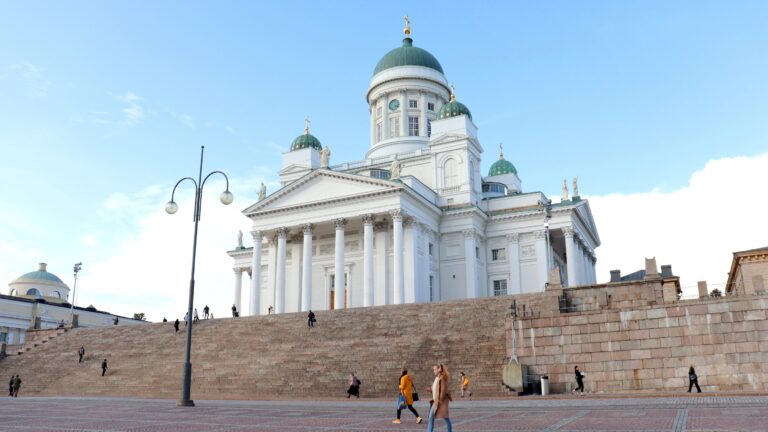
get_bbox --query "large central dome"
[373,37,444,76]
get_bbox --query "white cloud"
[589,153,768,294]
[11,62,50,98]
[114,92,145,125]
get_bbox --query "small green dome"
[438,93,472,120]
[16,263,64,284]
[488,158,517,176]
[290,131,322,151]
[373,38,444,76]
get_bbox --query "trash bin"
[540,375,549,396]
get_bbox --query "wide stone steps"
[0,297,512,400]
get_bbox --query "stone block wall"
[510,294,768,393]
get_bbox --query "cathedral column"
[233,268,243,313]
[420,224,431,302]
[463,229,478,298]
[291,236,302,311]
[404,217,418,303]
[506,233,521,294]
[362,215,374,307]
[381,94,389,139]
[370,104,376,145]
[400,90,408,136]
[576,238,586,286]
[275,227,287,313]
[534,230,548,290]
[391,209,405,304]
[374,222,389,306]
[249,230,262,315]
[563,227,577,287]
[420,91,427,137]
[301,224,313,312]
[334,218,346,309]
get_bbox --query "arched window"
[51,291,61,299]
[443,158,458,188]
[26,288,42,297]
[9,288,17,296]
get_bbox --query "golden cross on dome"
[499,143,504,159]
[404,15,411,35]
[304,115,310,134]
[450,82,456,101]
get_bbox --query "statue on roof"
[572,176,579,197]
[320,146,331,168]
[390,157,402,179]
[562,179,569,201]
[258,182,266,201]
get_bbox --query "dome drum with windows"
[8,262,70,303]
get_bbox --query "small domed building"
[228,19,601,316]
[8,263,70,303]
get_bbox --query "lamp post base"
[176,399,195,407]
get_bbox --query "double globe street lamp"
[165,145,233,407]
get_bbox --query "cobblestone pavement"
[1,395,767,431]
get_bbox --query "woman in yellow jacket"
[393,369,423,424]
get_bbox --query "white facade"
[228,26,601,315]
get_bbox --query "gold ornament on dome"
[404,15,411,36]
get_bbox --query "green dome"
[438,98,472,120]
[290,131,322,151]
[488,158,517,176]
[373,38,444,76]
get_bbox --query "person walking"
[162,317,167,323]
[174,318,180,333]
[347,373,361,398]
[8,376,13,397]
[231,304,238,317]
[393,369,422,424]
[11,375,21,398]
[101,359,108,376]
[572,366,585,394]
[307,310,316,327]
[458,372,472,398]
[688,365,702,393]
[193,308,199,323]
[78,346,85,363]
[426,364,452,432]
[184,312,189,327]
[203,305,210,319]
[268,305,274,315]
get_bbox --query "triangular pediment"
[244,169,403,215]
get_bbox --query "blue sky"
[1,1,766,320]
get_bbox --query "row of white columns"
[563,227,596,287]
[238,209,428,315]
[370,90,443,144]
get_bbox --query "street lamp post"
[69,262,82,326]
[165,145,233,407]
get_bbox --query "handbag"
[412,390,420,402]
[396,394,405,409]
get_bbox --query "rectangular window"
[428,102,435,111]
[371,169,390,180]
[492,248,506,261]
[376,106,382,118]
[475,246,479,258]
[427,119,432,137]
[376,122,382,142]
[409,100,418,109]
[493,279,508,296]
[390,118,400,138]
[429,275,434,302]
[408,116,419,136]
[428,243,434,255]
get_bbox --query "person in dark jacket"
[101,359,108,376]
[8,376,13,397]
[11,375,21,397]
[174,319,180,333]
[78,346,85,363]
[572,365,585,393]
[307,310,316,327]
[688,365,701,393]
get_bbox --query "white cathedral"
[228,21,600,315]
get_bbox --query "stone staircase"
[0,297,512,400]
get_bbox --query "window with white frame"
[475,246,479,258]
[492,248,506,261]
[428,243,434,255]
[409,100,418,108]
[429,275,434,301]
[443,158,458,187]
[370,169,390,180]
[427,119,432,137]
[390,118,400,138]
[493,279,508,296]
[428,102,435,111]
[408,116,419,136]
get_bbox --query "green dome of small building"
[373,37,444,76]
[488,145,517,176]
[438,87,472,120]
[290,118,322,151]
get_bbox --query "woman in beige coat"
[427,364,452,432]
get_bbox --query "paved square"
[1,395,766,431]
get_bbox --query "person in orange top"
[392,369,423,424]
[459,371,472,398]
